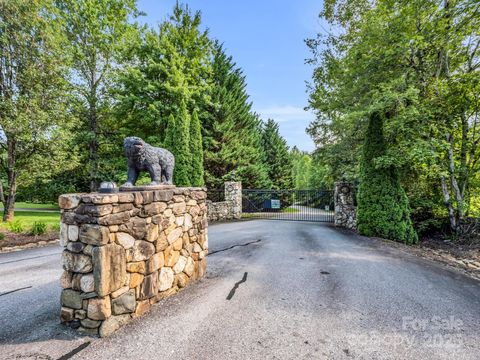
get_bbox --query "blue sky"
[137,0,325,152]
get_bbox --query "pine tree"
[190,109,205,186]
[202,43,270,189]
[172,99,192,186]
[357,111,418,244]
[261,119,294,189]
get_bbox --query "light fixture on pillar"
[99,181,118,194]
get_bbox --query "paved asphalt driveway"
[1,220,479,359]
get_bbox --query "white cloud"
[258,105,314,123]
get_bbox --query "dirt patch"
[0,230,59,250]
[415,235,480,279]
[375,234,480,281]
[336,226,480,281]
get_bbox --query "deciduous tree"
[57,0,139,191]
[0,0,76,221]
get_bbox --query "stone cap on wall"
[59,187,208,210]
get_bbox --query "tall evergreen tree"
[190,109,205,186]
[163,114,176,152]
[261,119,293,189]
[203,43,270,189]
[357,112,417,244]
[172,99,191,186]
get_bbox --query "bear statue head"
[124,136,146,159]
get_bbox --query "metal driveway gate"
[242,189,334,222]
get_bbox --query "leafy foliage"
[1,1,296,218]
[30,221,48,236]
[57,0,139,191]
[8,219,24,233]
[115,3,212,143]
[0,0,77,221]
[291,147,331,190]
[307,0,480,236]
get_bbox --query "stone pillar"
[334,181,356,230]
[58,187,208,337]
[224,181,242,219]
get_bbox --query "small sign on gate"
[271,199,281,209]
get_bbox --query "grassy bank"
[0,211,60,231]
[0,202,59,210]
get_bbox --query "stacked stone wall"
[207,200,233,221]
[207,181,242,222]
[58,187,208,337]
[334,181,357,230]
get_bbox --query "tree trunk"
[0,181,5,205]
[3,138,17,222]
[441,176,456,232]
[446,135,464,221]
[3,180,16,222]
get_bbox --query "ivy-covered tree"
[203,43,270,189]
[261,119,293,189]
[357,112,417,244]
[190,109,205,186]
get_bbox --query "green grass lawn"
[0,202,59,210]
[282,207,300,213]
[0,211,60,231]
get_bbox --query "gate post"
[224,181,242,219]
[334,181,356,230]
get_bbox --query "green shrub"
[30,221,48,236]
[51,223,61,232]
[8,219,24,233]
[0,232,5,241]
[357,111,418,244]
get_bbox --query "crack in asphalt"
[207,239,262,256]
[56,342,91,360]
[0,286,32,297]
[226,272,248,300]
[0,252,61,265]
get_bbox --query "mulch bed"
[375,232,480,281]
[0,230,59,251]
